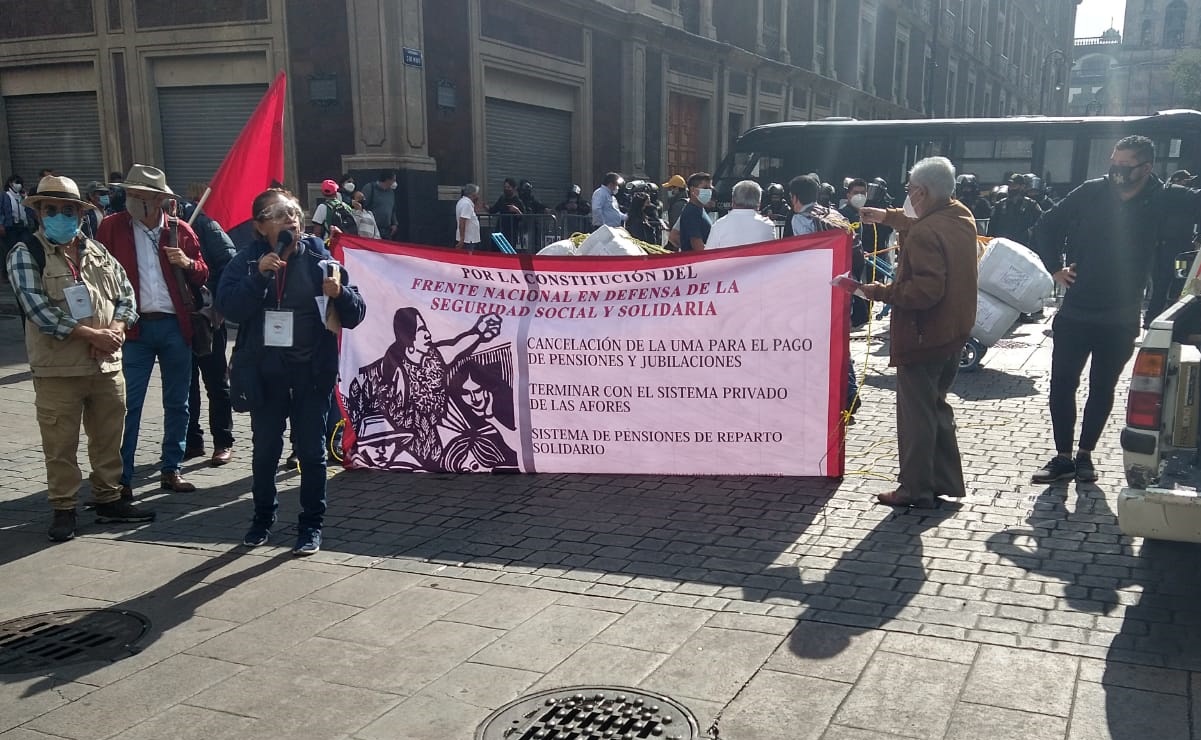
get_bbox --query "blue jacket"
[217,234,367,389]
[0,192,34,230]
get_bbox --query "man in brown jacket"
[849,156,978,508]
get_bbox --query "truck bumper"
[1118,486,1201,543]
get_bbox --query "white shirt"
[133,216,176,314]
[591,186,625,227]
[706,208,777,249]
[456,196,481,243]
[311,202,330,229]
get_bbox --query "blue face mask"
[98,195,110,208]
[43,214,79,245]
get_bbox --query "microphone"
[274,229,295,257]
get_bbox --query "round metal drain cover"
[476,685,700,739]
[0,609,150,674]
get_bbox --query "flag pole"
[187,187,212,226]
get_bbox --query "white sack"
[972,289,1021,346]
[537,239,580,256]
[977,237,1053,313]
[579,225,645,256]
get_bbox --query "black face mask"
[1109,162,1148,188]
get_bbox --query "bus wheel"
[960,339,985,372]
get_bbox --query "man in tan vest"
[5,175,156,541]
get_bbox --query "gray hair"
[907,157,956,200]
[731,180,762,209]
[462,183,479,197]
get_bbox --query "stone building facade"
[0,0,1077,244]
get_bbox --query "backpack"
[323,198,358,237]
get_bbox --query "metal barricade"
[480,213,561,253]
[557,214,594,240]
[975,218,990,236]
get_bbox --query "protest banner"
[332,232,851,477]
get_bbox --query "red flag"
[202,71,286,234]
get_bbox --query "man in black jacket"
[989,173,1042,244]
[1031,136,1199,484]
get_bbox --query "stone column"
[622,36,649,178]
[343,0,439,243]
[778,0,790,64]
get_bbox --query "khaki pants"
[895,355,966,504]
[34,372,126,510]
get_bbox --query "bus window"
[1043,139,1074,190]
[959,137,1033,185]
[1086,137,1113,179]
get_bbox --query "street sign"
[403,48,423,68]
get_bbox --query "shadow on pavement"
[784,505,956,658]
[8,550,288,697]
[985,481,1201,738]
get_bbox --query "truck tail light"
[1127,349,1167,430]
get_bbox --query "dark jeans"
[250,365,332,529]
[187,323,233,450]
[1049,314,1137,454]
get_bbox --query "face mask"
[849,193,867,209]
[98,195,110,208]
[9,184,21,194]
[903,195,919,218]
[126,198,152,221]
[42,214,79,245]
[1109,163,1145,189]
[343,182,355,193]
[391,181,399,190]
[697,188,713,205]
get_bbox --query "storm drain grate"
[0,609,150,674]
[476,686,700,739]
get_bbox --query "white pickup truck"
[1120,268,1201,542]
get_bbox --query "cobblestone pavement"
[0,309,1199,740]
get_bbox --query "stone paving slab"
[1,313,1200,739]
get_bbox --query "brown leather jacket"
[862,200,978,366]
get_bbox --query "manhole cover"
[992,339,1030,349]
[476,686,700,739]
[0,609,150,674]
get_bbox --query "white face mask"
[391,181,399,190]
[9,184,21,194]
[902,195,919,218]
[849,193,867,209]
[697,188,713,205]
[343,182,355,193]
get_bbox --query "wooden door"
[667,93,704,177]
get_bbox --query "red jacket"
[98,211,209,342]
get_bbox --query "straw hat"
[23,176,97,210]
[116,164,175,198]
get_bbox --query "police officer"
[989,173,1043,244]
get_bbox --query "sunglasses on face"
[42,204,79,218]
[1110,161,1149,178]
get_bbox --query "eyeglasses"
[257,202,303,222]
[42,204,79,218]
[1110,161,1150,177]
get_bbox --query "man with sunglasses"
[6,175,156,541]
[1032,136,1193,484]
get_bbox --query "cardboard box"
[1173,345,1201,448]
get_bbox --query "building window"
[947,65,958,117]
[1141,18,1153,45]
[859,17,875,91]
[680,0,700,34]
[1166,1,1187,45]
[816,0,831,72]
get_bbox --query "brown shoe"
[161,471,197,493]
[210,448,233,467]
[876,490,937,509]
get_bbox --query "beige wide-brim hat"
[23,175,98,210]
[115,164,175,198]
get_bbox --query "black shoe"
[119,485,134,502]
[242,519,274,547]
[292,527,322,556]
[1075,453,1098,483]
[94,499,156,523]
[48,509,77,542]
[184,445,206,461]
[1032,455,1076,484]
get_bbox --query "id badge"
[62,284,94,319]
[264,309,294,348]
